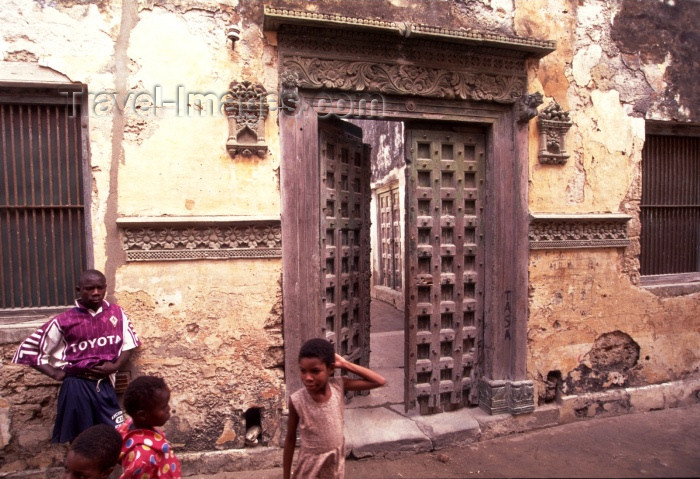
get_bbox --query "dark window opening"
[0,86,89,316]
[640,131,699,276]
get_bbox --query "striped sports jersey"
[13,300,140,375]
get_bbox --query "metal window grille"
[0,97,87,310]
[640,134,700,275]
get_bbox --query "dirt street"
[213,403,700,478]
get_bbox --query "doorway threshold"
[344,402,480,458]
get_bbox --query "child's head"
[63,424,122,479]
[123,375,171,429]
[299,338,335,367]
[298,338,336,393]
[76,269,107,311]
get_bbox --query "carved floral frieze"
[529,214,631,250]
[117,218,281,261]
[282,56,526,103]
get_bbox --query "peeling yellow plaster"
[528,249,700,398]
[588,90,642,154]
[128,10,228,93]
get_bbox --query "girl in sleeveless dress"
[283,338,386,479]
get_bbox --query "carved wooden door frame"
[273,14,553,413]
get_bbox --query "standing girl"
[283,338,386,479]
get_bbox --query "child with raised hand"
[118,375,181,479]
[283,338,386,479]
[63,424,122,479]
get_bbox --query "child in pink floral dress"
[118,375,181,478]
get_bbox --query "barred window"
[0,85,90,316]
[640,124,700,279]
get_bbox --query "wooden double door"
[315,119,485,413]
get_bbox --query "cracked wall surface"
[0,0,698,469]
[521,0,699,406]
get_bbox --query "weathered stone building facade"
[1,0,698,475]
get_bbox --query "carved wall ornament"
[223,81,269,158]
[117,217,281,261]
[529,214,631,250]
[517,92,543,123]
[537,102,572,165]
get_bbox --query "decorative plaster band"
[529,214,631,250]
[116,217,281,262]
[263,6,556,56]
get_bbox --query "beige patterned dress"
[290,376,345,478]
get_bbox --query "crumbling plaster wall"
[0,0,285,469]
[517,0,700,404]
[115,261,284,452]
[114,3,286,455]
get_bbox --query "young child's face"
[141,387,172,428]
[63,450,111,479]
[299,357,333,394]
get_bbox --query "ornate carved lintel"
[537,102,572,165]
[223,81,269,159]
[478,379,534,415]
[281,56,526,104]
[517,92,543,123]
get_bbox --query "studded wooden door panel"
[378,185,402,291]
[319,118,371,378]
[405,128,485,415]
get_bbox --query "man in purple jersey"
[13,269,141,443]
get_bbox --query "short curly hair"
[123,375,168,417]
[70,424,122,470]
[299,338,335,367]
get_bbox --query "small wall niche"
[244,407,263,447]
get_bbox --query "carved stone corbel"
[517,92,543,123]
[537,101,572,165]
[280,70,300,115]
[223,81,269,158]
